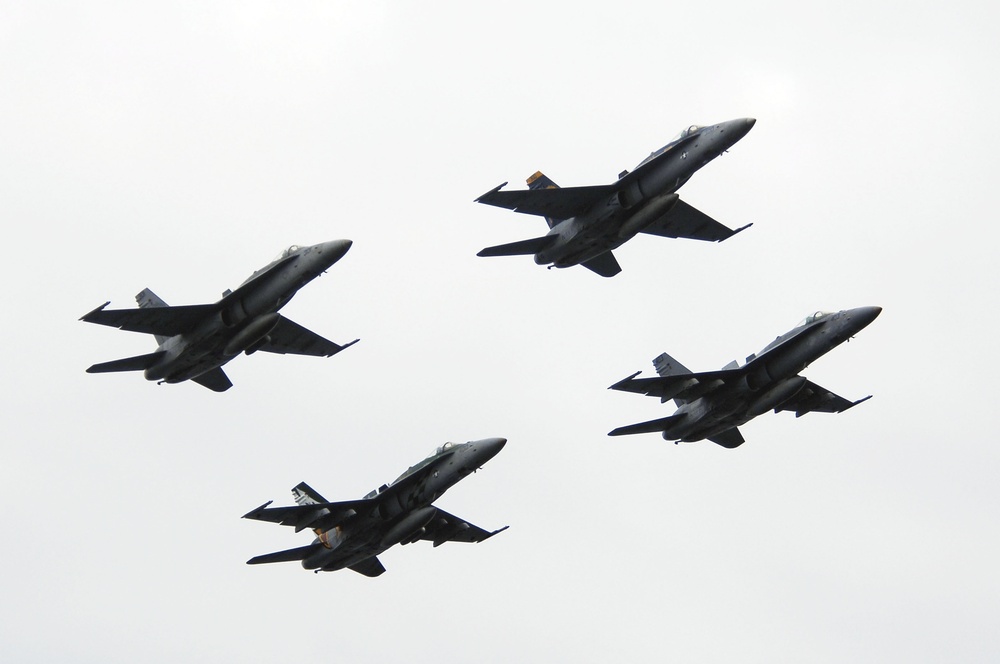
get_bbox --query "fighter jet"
[243,438,508,576]
[474,118,756,277]
[608,307,882,447]
[80,240,358,392]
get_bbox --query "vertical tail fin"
[292,482,329,506]
[653,352,694,406]
[135,288,171,346]
[653,352,692,377]
[526,171,561,229]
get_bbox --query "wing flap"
[580,250,622,277]
[190,367,233,392]
[707,427,746,448]
[417,507,508,547]
[348,556,387,577]
[255,316,358,357]
[476,183,615,219]
[81,302,217,336]
[640,198,751,242]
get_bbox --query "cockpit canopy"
[796,311,833,327]
[435,441,458,455]
[271,245,302,262]
[637,125,705,169]
[670,124,703,143]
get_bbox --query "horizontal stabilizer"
[247,544,316,565]
[477,235,556,257]
[608,413,685,437]
[86,351,165,374]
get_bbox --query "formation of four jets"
[80,118,880,575]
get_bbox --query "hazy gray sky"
[2,1,998,662]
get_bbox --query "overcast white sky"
[2,1,998,662]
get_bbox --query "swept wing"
[242,498,376,533]
[80,302,215,336]
[476,182,615,220]
[416,507,509,547]
[254,316,358,357]
[774,380,872,417]
[610,368,739,402]
[640,199,751,242]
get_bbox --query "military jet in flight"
[81,240,358,392]
[243,438,508,576]
[608,307,882,447]
[474,118,756,277]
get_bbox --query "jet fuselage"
[301,438,506,572]
[143,240,352,384]
[537,118,756,268]
[662,307,882,442]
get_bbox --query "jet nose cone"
[471,437,507,462]
[847,306,882,332]
[718,118,755,144]
[316,239,353,265]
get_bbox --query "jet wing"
[774,380,872,417]
[254,315,359,357]
[80,302,216,336]
[609,368,739,402]
[242,498,375,533]
[417,507,509,547]
[640,198,751,242]
[476,182,615,220]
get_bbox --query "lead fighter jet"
[608,307,881,447]
[81,240,358,392]
[475,118,756,277]
[243,438,508,576]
